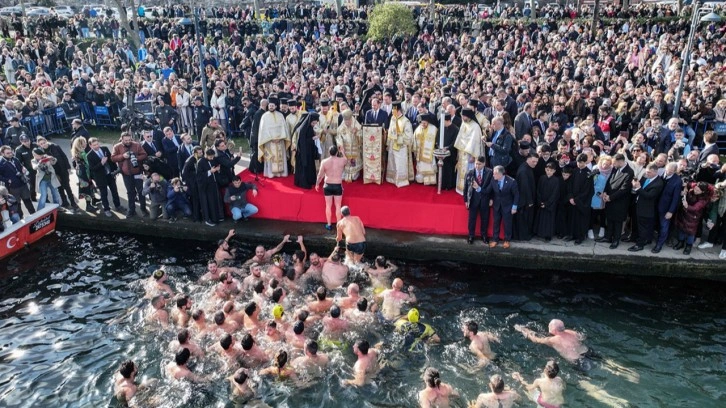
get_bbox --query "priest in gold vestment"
[258,95,291,178]
[337,109,363,182]
[413,113,438,185]
[386,101,414,187]
[454,108,484,194]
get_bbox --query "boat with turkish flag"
[0,204,59,260]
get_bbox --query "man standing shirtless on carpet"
[336,205,366,264]
[315,145,347,230]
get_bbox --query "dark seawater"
[0,231,725,408]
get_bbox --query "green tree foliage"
[367,3,418,41]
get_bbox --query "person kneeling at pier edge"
[224,176,259,223]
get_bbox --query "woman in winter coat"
[675,181,714,255]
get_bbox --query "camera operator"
[142,172,169,221]
[0,145,35,217]
[224,176,258,223]
[165,177,192,221]
[111,132,149,218]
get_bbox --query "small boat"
[0,204,59,260]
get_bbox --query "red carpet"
[240,170,502,237]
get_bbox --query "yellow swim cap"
[272,304,284,319]
[407,308,419,323]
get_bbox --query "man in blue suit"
[489,165,519,249]
[464,156,494,244]
[162,126,183,178]
[652,162,682,253]
[363,97,389,127]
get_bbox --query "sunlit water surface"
[1,232,725,407]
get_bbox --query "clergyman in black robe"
[534,163,560,241]
[294,113,319,189]
[248,104,266,174]
[196,149,224,225]
[440,114,458,191]
[556,167,574,239]
[181,146,202,222]
[513,154,538,241]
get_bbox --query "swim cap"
[272,304,284,319]
[407,308,419,323]
[153,269,164,280]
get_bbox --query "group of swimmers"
[113,229,600,407]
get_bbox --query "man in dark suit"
[653,162,682,253]
[628,163,665,252]
[497,89,519,121]
[363,97,389,127]
[177,134,198,175]
[214,138,241,187]
[141,130,162,160]
[162,126,183,177]
[568,153,594,244]
[698,131,719,165]
[596,153,634,249]
[514,102,534,140]
[486,116,514,169]
[489,165,519,249]
[464,156,493,244]
[86,137,123,217]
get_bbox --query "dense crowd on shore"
[0,2,725,260]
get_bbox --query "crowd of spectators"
[0,2,725,258]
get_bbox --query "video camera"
[120,107,156,139]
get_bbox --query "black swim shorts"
[323,183,343,196]
[347,241,366,255]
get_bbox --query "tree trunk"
[113,0,141,50]
[590,0,601,39]
[336,0,343,17]
[677,0,683,15]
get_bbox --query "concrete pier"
[49,137,726,281]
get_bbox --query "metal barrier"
[94,106,116,129]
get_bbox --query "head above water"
[175,348,191,366]
[119,360,136,379]
[489,374,505,394]
[407,308,420,323]
[548,319,565,335]
[423,367,441,388]
[544,360,560,379]
[233,368,248,385]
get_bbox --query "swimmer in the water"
[214,229,238,265]
[418,367,459,408]
[214,272,241,300]
[321,248,349,290]
[292,339,330,371]
[271,303,289,332]
[148,295,169,328]
[468,374,520,408]
[463,321,501,367]
[345,297,374,326]
[171,295,192,327]
[166,348,206,383]
[259,349,296,379]
[366,256,397,293]
[215,333,243,364]
[222,301,245,327]
[302,252,326,284]
[228,368,255,403]
[147,269,174,298]
[199,259,242,283]
[243,302,263,335]
[394,308,440,351]
[338,283,361,310]
[286,320,307,350]
[169,329,204,358]
[307,286,335,314]
[114,360,139,405]
[515,319,589,364]
[512,360,565,408]
[343,339,380,386]
[212,310,239,335]
[377,278,416,321]
[239,333,270,368]
[191,309,209,335]
[265,320,284,342]
[244,235,291,265]
[319,305,350,350]
[242,263,268,292]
